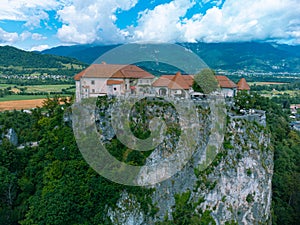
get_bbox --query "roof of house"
[74,64,155,80]
[74,68,87,81]
[237,78,250,90]
[152,72,193,90]
[152,76,173,87]
[290,104,300,109]
[183,75,194,87]
[106,80,124,85]
[168,71,190,90]
[215,75,237,88]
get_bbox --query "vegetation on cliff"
[0,93,299,224]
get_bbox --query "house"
[74,63,154,101]
[152,71,194,98]
[290,104,300,114]
[215,76,237,97]
[237,78,251,93]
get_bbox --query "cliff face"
[96,98,273,224]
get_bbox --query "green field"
[0,83,75,101]
[0,84,14,89]
[260,90,300,98]
[23,84,75,93]
[0,95,49,102]
[0,94,72,102]
[0,84,75,93]
[249,82,288,86]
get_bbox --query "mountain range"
[0,43,299,77]
[42,42,300,73]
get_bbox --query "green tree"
[237,93,300,225]
[192,69,218,94]
[234,91,256,110]
[0,166,18,224]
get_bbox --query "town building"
[290,104,300,114]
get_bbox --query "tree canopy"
[192,68,219,94]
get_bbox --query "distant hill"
[0,46,87,77]
[0,46,86,68]
[42,44,120,65]
[181,42,300,73]
[42,42,300,73]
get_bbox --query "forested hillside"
[0,46,85,69]
[0,46,87,78]
[0,94,299,224]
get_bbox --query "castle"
[74,63,250,102]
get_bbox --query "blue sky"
[0,0,299,51]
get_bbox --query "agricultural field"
[0,95,52,102]
[0,96,72,111]
[14,84,75,94]
[0,99,46,111]
[0,83,13,88]
[260,90,300,98]
[250,82,300,107]
[248,81,288,86]
[1,84,75,95]
[0,83,75,110]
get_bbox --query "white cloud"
[32,33,47,40]
[180,0,300,44]
[0,0,58,28]
[20,31,47,41]
[24,11,50,29]
[56,0,138,44]
[30,44,50,51]
[129,0,300,45]
[0,28,18,43]
[0,0,299,46]
[20,31,32,41]
[132,0,195,42]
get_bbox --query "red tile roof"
[183,75,194,87]
[152,76,172,87]
[215,76,237,88]
[168,71,190,90]
[237,78,250,90]
[74,64,154,80]
[74,68,87,81]
[152,73,193,90]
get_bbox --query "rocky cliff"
[92,97,273,225]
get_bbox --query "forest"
[0,93,299,224]
[0,46,85,70]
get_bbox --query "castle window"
[91,80,95,85]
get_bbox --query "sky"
[0,0,299,51]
